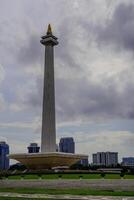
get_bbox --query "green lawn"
[124,174,134,179]
[3,173,134,180]
[0,198,54,200]
[0,188,134,197]
[105,174,121,179]
[7,175,21,180]
[3,173,101,180]
[41,173,101,179]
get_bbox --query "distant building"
[27,143,40,153]
[78,158,89,166]
[122,157,134,167]
[0,141,9,170]
[105,152,118,166]
[93,153,97,164]
[92,152,118,167]
[59,137,75,153]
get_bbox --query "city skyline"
[0,0,134,162]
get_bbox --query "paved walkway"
[1,179,134,191]
[0,193,134,199]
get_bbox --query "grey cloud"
[2,0,134,124]
[96,2,134,52]
[55,77,124,122]
[12,1,134,123]
[17,34,42,65]
[20,69,134,124]
[17,77,43,109]
[0,0,134,158]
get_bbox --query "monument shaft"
[41,25,58,152]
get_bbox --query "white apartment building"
[92,152,118,166]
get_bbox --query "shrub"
[38,174,42,179]
[120,173,124,178]
[101,173,105,178]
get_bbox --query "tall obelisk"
[9,25,88,169]
[40,24,58,152]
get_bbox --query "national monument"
[41,24,57,153]
[9,25,88,169]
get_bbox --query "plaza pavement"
[0,193,134,199]
[0,179,134,191]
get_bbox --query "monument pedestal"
[9,152,88,169]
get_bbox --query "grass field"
[0,198,53,200]
[4,173,134,180]
[0,188,134,197]
[1,173,134,199]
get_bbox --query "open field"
[2,173,134,180]
[1,173,134,199]
[0,179,134,199]
[0,188,134,196]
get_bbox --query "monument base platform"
[9,152,88,169]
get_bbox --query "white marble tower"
[40,24,58,152]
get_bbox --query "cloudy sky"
[0,0,134,163]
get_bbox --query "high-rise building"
[0,141,9,170]
[59,137,75,153]
[27,143,40,153]
[105,152,118,166]
[92,152,118,166]
[122,157,134,167]
[92,153,97,164]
